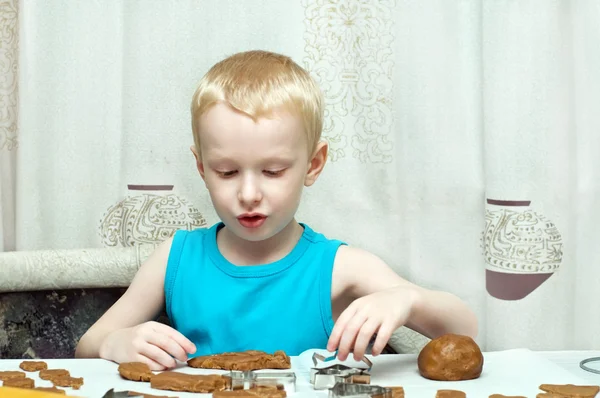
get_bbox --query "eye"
[217,170,237,178]
[263,169,285,177]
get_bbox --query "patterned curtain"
[0,0,18,252]
[2,0,600,354]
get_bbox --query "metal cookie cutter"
[249,371,296,392]
[312,352,373,371]
[229,370,297,393]
[580,356,600,374]
[329,382,393,398]
[229,370,248,390]
[310,352,373,390]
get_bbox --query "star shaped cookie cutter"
[310,352,373,390]
[328,382,393,398]
[312,351,373,371]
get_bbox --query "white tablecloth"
[538,350,600,384]
[0,350,598,397]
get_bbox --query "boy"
[75,50,478,370]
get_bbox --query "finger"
[371,321,395,356]
[146,332,189,363]
[139,341,177,369]
[133,354,165,371]
[353,319,380,361]
[337,312,368,361]
[152,322,197,354]
[328,304,358,352]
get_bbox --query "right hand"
[99,321,196,370]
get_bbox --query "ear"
[305,140,328,187]
[190,145,206,182]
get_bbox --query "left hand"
[327,286,418,361]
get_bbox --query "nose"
[238,173,262,206]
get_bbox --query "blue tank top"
[164,222,345,357]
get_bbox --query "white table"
[538,350,600,383]
[0,349,599,397]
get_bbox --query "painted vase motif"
[483,199,563,300]
[98,184,206,247]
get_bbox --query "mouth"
[237,214,267,229]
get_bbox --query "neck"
[217,219,304,266]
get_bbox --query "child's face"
[194,103,312,242]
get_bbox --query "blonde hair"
[191,50,324,156]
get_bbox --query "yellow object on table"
[0,386,81,397]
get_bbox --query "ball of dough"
[417,334,483,381]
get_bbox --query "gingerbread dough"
[418,334,483,381]
[3,377,35,389]
[150,372,231,393]
[490,395,526,398]
[188,350,291,371]
[51,376,84,389]
[436,390,466,398]
[118,362,154,382]
[538,384,600,397]
[536,394,567,398]
[0,371,25,381]
[19,361,48,372]
[39,369,70,380]
[213,387,287,398]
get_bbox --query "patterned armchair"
[0,287,130,358]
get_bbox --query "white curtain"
[3,0,599,351]
[0,0,18,253]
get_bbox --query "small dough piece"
[213,387,287,398]
[150,372,231,393]
[51,376,84,390]
[490,395,526,398]
[348,374,370,384]
[19,361,48,372]
[118,362,154,382]
[389,386,405,398]
[3,377,35,389]
[40,369,70,380]
[436,390,466,398]
[538,384,600,397]
[536,394,567,398]
[0,371,26,381]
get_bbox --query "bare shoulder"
[114,236,174,303]
[139,236,174,274]
[334,245,386,271]
[332,245,416,300]
[126,236,174,294]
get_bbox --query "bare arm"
[331,246,478,348]
[75,237,182,360]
